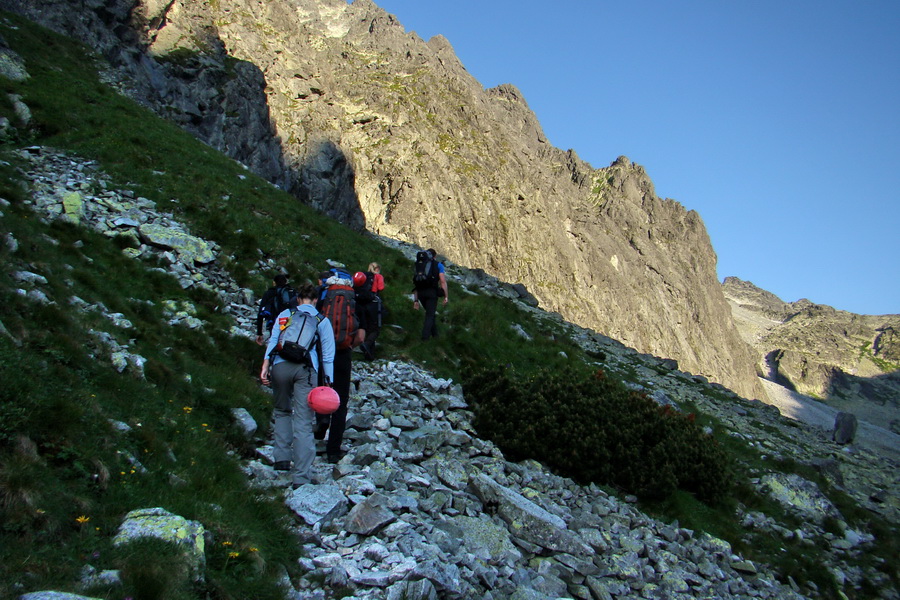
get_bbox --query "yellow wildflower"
[228,551,240,559]
[76,515,90,524]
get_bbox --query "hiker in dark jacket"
[315,269,364,464]
[412,249,448,340]
[255,273,291,346]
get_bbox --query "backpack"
[354,271,377,304]
[259,284,296,328]
[272,308,323,364]
[413,250,440,290]
[320,284,359,350]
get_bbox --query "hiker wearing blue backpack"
[412,248,448,340]
[259,283,335,488]
[255,273,295,346]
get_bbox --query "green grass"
[0,9,896,599]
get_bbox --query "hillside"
[2,8,900,600]
[723,277,900,434]
[0,0,764,400]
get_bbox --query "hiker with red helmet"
[259,282,334,488]
[353,263,384,360]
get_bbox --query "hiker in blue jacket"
[260,282,335,488]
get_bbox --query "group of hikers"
[255,249,448,488]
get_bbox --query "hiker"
[255,273,295,346]
[315,269,364,463]
[412,248,448,340]
[354,262,384,360]
[259,282,335,488]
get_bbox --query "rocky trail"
[239,359,810,600]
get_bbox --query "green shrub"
[466,365,733,503]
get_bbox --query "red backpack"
[320,284,359,350]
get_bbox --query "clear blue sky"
[354,1,900,315]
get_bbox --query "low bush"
[466,365,733,503]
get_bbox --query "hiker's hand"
[260,360,270,386]
[255,335,264,346]
[443,297,448,306]
[413,300,420,310]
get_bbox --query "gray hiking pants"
[272,361,316,485]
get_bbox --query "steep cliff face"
[724,277,900,430]
[0,0,763,398]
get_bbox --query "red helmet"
[352,271,367,287]
[307,386,340,414]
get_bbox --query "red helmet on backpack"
[352,271,367,287]
[307,386,340,414]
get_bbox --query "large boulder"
[138,223,216,264]
[112,507,206,581]
[833,411,858,445]
[469,474,591,556]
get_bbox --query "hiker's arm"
[259,358,271,385]
[439,273,448,305]
[254,309,264,343]
[317,320,336,383]
[263,315,281,358]
[412,289,419,309]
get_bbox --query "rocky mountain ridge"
[8,144,899,600]
[723,277,900,434]
[0,0,764,400]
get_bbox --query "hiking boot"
[326,451,347,464]
[291,477,319,490]
[273,460,291,471]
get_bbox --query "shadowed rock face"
[723,277,900,432]
[0,0,763,399]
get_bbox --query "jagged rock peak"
[0,0,764,399]
[722,276,789,317]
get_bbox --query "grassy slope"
[0,10,895,599]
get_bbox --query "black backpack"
[259,284,296,328]
[355,271,377,304]
[412,251,439,290]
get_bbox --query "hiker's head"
[368,262,380,273]
[427,248,437,259]
[273,274,288,286]
[296,283,318,302]
[318,271,332,284]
